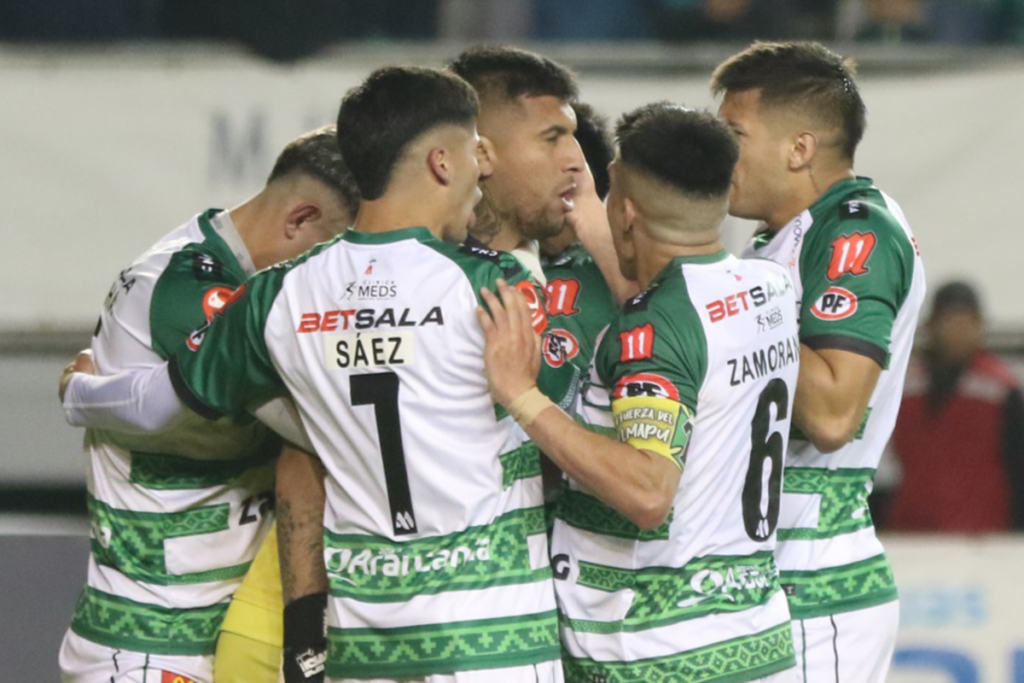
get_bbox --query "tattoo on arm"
[277,447,328,604]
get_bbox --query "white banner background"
[1,48,1023,329]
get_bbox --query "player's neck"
[229,194,277,270]
[765,166,856,232]
[636,233,725,290]
[353,195,447,239]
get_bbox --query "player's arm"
[277,445,328,683]
[62,357,185,433]
[792,346,882,453]
[794,223,914,452]
[568,162,639,304]
[478,280,680,530]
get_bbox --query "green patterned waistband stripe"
[563,621,796,683]
[88,494,250,585]
[777,467,876,541]
[130,446,275,491]
[499,442,544,489]
[325,506,550,602]
[71,586,226,656]
[568,552,781,633]
[326,610,560,679]
[557,489,671,541]
[780,553,898,619]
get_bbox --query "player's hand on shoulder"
[477,279,542,407]
[58,348,95,402]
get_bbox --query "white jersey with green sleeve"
[68,209,278,660]
[168,227,560,680]
[742,176,926,619]
[552,250,800,683]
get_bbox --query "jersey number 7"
[352,372,418,536]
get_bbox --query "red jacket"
[889,350,1023,532]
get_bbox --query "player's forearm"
[571,199,639,304]
[520,404,675,529]
[277,446,328,603]
[793,344,872,453]
[62,363,184,434]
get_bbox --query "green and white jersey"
[73,209,278,657]
[742,177,926,619]
[541,244,618,402]
[169,227,560,680]
[553,251,800,683]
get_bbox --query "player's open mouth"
[559,189,576,212]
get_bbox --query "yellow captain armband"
[611,395,694,470]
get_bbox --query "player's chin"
[527,218,564,241]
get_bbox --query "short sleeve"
[799,208,916,368]
[150,246,247,360]
[169,266,289,420]
[597,286,705,469]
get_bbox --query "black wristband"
[283,592,327,683]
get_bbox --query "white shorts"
[328,660,564,683]
[791,601,899,683]
[59,629,214,683]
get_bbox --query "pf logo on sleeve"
[810,287,858,321]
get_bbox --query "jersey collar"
[670,249,731,267]
[811,175,874,213]
[197,209,256,277]
[648,249,731,286]
[342,226,436,244]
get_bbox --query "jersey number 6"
[742,378,789,542]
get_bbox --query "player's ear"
[286,203,321,238]
[477,135,496,176]
[622,196,638,238]
[789,131,818,171]
[428,147,451,187]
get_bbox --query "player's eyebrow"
[539,124,571,138]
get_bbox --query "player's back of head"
[613,103,738,240]
[573,102,614,200]
[711,41,866,161]
[268,125,361,219]
[447,45,578,106]
[337,66,479,200]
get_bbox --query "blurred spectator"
[885,281,1024,532]
[642,0,836,42]
[0,0,162,41]
[531,0,652,40]
[991,0,1024,43]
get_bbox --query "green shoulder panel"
[149,244,248,360]
[799,181,917,366]
[169,250,313,420]
[596,261,707,414]
[422,239,579,407]
[542,245,618,381]
[419,240,535,306]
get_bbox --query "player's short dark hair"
[267,125,361,217]
[447,45,578,105]
[710,41,866,160]
[337,66,479,200]
[931,281,982,317]
[615,103,738,198]
[573,102,614,200]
